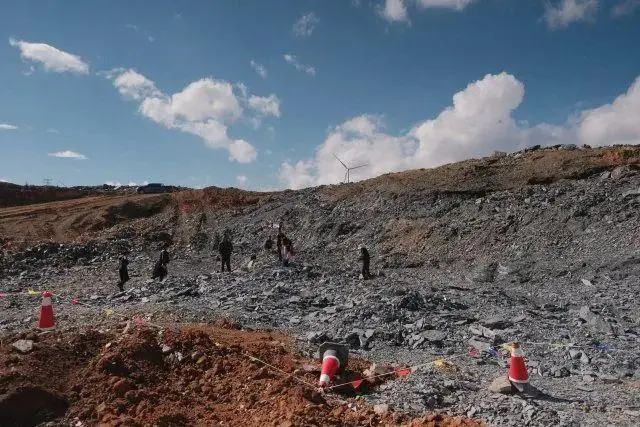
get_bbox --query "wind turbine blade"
[349,164,368,170]
[333,153,348,169]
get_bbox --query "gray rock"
[472,262,497,283]
[12,339,34,354]
[468,338,492,352]
[578,306,614,335]
[373,403,390,415]
[488,376,514,394]
[580,352,590,365]
[611,165,630,179]
[480,315,512,330]
[569,349,581,359]
[422,330,446,343]
[469,324,500,340]
[551,366,570,378]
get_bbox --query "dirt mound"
[0,183,100,208]
[0,324,481,426]
[173,186,268,214]
[0,195,170,249]
[324,145,640,200]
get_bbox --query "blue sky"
[1,0,639,189]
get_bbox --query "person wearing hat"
[358,245,371,280]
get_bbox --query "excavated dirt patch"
[0,323,482,426]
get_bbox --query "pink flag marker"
[395,368,412,378]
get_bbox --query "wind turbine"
[333,153,368,184]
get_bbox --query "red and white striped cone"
[318,342,349,388]
[508,342,529,392]
[37,290,55,331]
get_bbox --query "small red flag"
[395,368,412,378]
[351,379,363,389]
[71,297,79,305]
[468,348,479,357]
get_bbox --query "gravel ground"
[2,151,640,426]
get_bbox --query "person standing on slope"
[359,246,371,280]
[219,235,233,272]
[152,246,169,282]
[117,256,130,292]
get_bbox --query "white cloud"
[0,178,8,183]
[279,72,640,189]
[378,0,475,25]
[236,175,248,184]
[48,150,87,160]
[248,94,281,118]
[378,0,410,22]
[544,0,599,29]
[414,0,475,10]
[9,38,89,74]
[127,181,137,186]
[104,69,260,162]
[228,140,257,163]
[46,128,59,133]
[293,12,319,37]
[0,123,18,130]
[111,69,161,101]
[577,77,640,146]
[283,54,316,76]
[250,60,268,78]
[612,0,640,16]
[105,181,122,187]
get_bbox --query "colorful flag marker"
[71,297,79,305]
[395,368,412,378]
[433,359,446,368]
[351,379,363,389]
[135,315,145,326]
[27,289,39,296]
[105,309,114,316]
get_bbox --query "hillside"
[1,144,639,250]
[1,144,640,426]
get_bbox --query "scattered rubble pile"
[2,145,640,426]
[0,323,479,426]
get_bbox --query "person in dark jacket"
[159,247,170,266]
[118,256,130,292]
[152,258,167,281]
[152,248,169,281]
[359,246,371,280]
[219,236,233,272]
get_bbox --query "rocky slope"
[1,144,640,426]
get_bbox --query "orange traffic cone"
[318,342,349,388]
[508,342,529,391]
[37,291,55,331]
